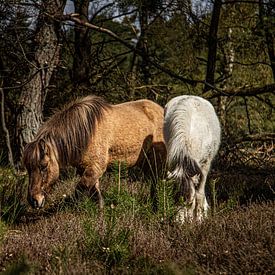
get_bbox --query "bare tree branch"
[60,13,203,86]
[207,83,275,99]
[231,60,271,67]
[58,13,275,98]
[2,66,49,90]
[223,1,260,4]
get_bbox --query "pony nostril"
[28,197,38,209]
[28,195,45,209]
[33,199,38,209]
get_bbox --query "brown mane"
[23,95,111,167]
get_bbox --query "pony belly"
[108,145,144,167]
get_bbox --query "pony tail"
[168,152,202,183]
[165,130,202,200]
[164,97,203,200]
[168,152,202,203]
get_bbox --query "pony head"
[23,139,59,209]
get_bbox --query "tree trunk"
[1,87,14,167]
[138,3,150,85]
[16,0,66,164]
[0,53,14,167]
[72,0,92,86]
[259,0,275,80]
[204,0,222,92]
[219,25,235,134]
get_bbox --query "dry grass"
[0,160,274,274]
[0,201,274,274]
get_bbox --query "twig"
[2,66,48,90]
[0,87,14,167]
[231,133,275,145]
[59,13,210,87]
[243,97,252,134]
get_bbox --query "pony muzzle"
[28,193,45,209]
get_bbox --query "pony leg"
[77,169,104,209]
[91,179,104,210]
[195,165,210,222]
[175,177,196,223]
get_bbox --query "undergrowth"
[0,168,28,224]
[0,164,274,274]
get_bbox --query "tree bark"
[0,53,14,167]
[138,3,150,84]
[16,0,66,164]
[1,87,14,167]
[219,25,235,134]
[72,0,92,86]
[204,0,222,92]
[259,0,275,80]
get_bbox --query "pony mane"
[24,95,111,167]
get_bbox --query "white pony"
[163,95,221,223]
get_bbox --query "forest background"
[0,0,274,166]
[0,0,274,274]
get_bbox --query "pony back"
[163,95,221,184]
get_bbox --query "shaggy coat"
[163,95,221,222]
[23,95,166,209]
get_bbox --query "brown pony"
[23,95,166,209]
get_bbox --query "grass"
[0,168,28,224]
[0,163,274,274]
[0,219,7,244]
